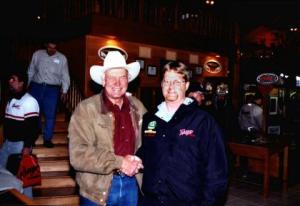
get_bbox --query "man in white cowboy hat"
[68,49,147,206]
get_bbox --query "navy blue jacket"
[137,102,228,206]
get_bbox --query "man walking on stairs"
[68,48,147,206]
[28,40,70,148]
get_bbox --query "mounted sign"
[98,46,128,60]
[256,73,278,85]
[203,59,222,74]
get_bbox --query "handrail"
[9,0,234,43]
[0,189,35,205]
[64,78,84,119]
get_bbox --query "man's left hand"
[61,93,67,103]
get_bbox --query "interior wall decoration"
[256,73,279,85]
[136,59,145,70]
[189,54,199,64]
[194,66,203,75]
[139,46,152,58]
[98,46,128,60]
[267,125,281,135]
[269,96,278,115]
[203,59,222,74]
[147,65,157,76]
[201,55,228,77]
[187,70,193,79]
[85,35,229,97]
[166,50,177,61]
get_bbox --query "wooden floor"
[225,177,300,206]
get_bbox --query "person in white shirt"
[0,66,40,198]
[238,92,263,138]
[28,40,70,148]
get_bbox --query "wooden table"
[228,139,289,198]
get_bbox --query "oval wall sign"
[203,59,222,74]
[256,73,278,85]
[98,46,128,60]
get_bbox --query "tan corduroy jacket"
[68,92,147,205]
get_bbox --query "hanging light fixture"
[205,0,215,6]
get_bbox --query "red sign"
[256,73,278,85]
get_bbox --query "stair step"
[33,146,69,159]
[33,176,76,198]
[35,133,68,146]
[38,121,68,133]
[30,112,78,204]
[33,187,77,197]
[33,195,79,206]
[35,176,76,189]
[39,160,70,173]
[42,113,66,123]
[54,121,69,133]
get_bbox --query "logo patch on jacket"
[144,121,157,137]
[179,129,195,138]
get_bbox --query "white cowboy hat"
[90,50,140,85]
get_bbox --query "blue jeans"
[0,140,32,198]
[29,82,60,141]
[0,140,24,168]
[80,175,138,206]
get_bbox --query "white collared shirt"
[155,97,194,122]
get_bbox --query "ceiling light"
[205,0,214,6]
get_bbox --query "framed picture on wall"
[267,126,280,135]
[187,70,193,79]
[269,96,278,115]
[136,59,145,70]
[195,66,203,75]
[147,65,157,76]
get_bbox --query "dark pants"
[29,82,60,141]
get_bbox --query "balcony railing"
[1,0,237,118]
[11,0,234,43]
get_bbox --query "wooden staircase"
[31,113,79,205]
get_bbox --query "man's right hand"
[120,155,143,176]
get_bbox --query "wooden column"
[232,22,241,112]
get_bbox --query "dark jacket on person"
[137,101,228,206]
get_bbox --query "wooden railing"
[8,0,234,43]
[64,78,84,119]
[1,0,237,118]
[96,0,235,42]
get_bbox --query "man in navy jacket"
[137,61,228,206]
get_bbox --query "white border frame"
[147,65,157,76]
[136,59,145,70]
[267,126,280,135]
[269,96,278,115]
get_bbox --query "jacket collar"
[99,91,138,115]
[155,97,194,122]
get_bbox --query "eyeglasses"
[162,80,186,87]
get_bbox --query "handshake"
[120,155,144,177]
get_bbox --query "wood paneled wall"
[84,35,229,109]
[59,37,86,95]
